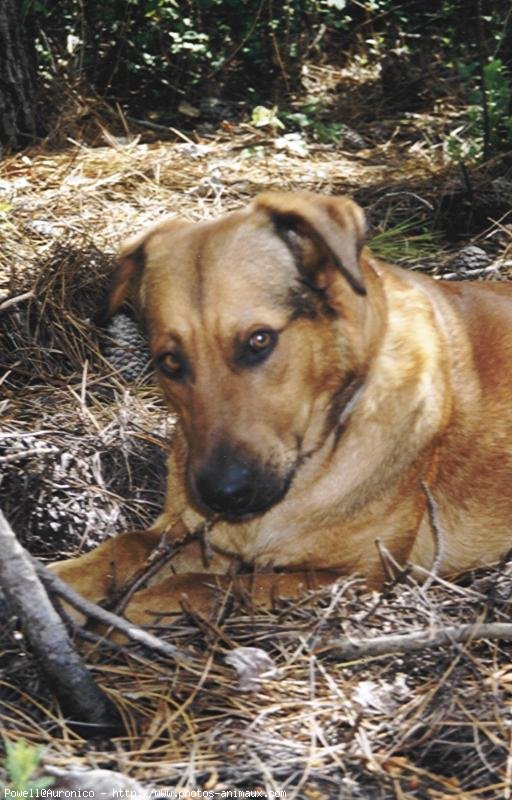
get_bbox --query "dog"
[52,191,512,626]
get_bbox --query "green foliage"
[23,0,512,164]
[311,121,345,143]
[2,740,54,793]
[21,0,46,19]
[445,58,512,163]
[251,106,285,130]
[369,219,442,264]
[27,0,354,112]
[281,107,344,143]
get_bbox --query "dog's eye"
[157,351,186,380]
[238,328,278,366]
[248,330,274,352]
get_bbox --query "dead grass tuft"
[2,242,113,382]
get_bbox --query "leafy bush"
[446,58,512,163]
[26,0,355,113]
[22,0,512,163]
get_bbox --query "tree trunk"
[0,0,41,150]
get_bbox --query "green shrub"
[445,58,512,163]
[2,740,53,794]
[26,0,354,113]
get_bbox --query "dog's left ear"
[104,236,146,322]
[254,192,367,296]
[102,218,189,322]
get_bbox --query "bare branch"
[0,509,120,732]
[317,621,512,661]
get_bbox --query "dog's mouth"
[218,503,278,524]
[215,479,294,523]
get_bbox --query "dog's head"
[109,192,376,520]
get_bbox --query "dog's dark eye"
[248,330,274,352]
[238,328,278,366]
[157,351,186,380]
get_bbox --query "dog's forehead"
[142,211,298,318]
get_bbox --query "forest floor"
[1,62,512,799]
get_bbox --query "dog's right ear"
[254,192,367,296]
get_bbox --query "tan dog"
[53,192,512,625]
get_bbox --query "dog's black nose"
[195,458,256,515]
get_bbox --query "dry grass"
[3,569,512,798]
[2,93,512,798]
[0,116,453,296]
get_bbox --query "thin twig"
[0,291,34,312]
[420,481,445,590]
[360,564,413,623]
[459,160,474,206]
[317,620,512,661]
[199,515,220,568]
[476,0,491,161]
[441,265,498,281]
[109,516,218,614]
[0,448,56,464]
[111,534,180,616]
[375,537,409,583]
[205,0,266,78]
[411,562,488,601]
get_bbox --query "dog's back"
[400,272,512,574]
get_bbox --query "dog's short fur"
[53,192,512,625]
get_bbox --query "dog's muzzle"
[191,447,291,519]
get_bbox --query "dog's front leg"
[49,529,165,616]
[49,527,235,625]
[122,569,344,626]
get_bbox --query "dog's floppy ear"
[254,192,367,296]
[103,218,188,321]
[104,231,148,321]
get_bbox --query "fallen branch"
[34,560,191,664]
[317,621,512,661]
[0,509,120,733]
